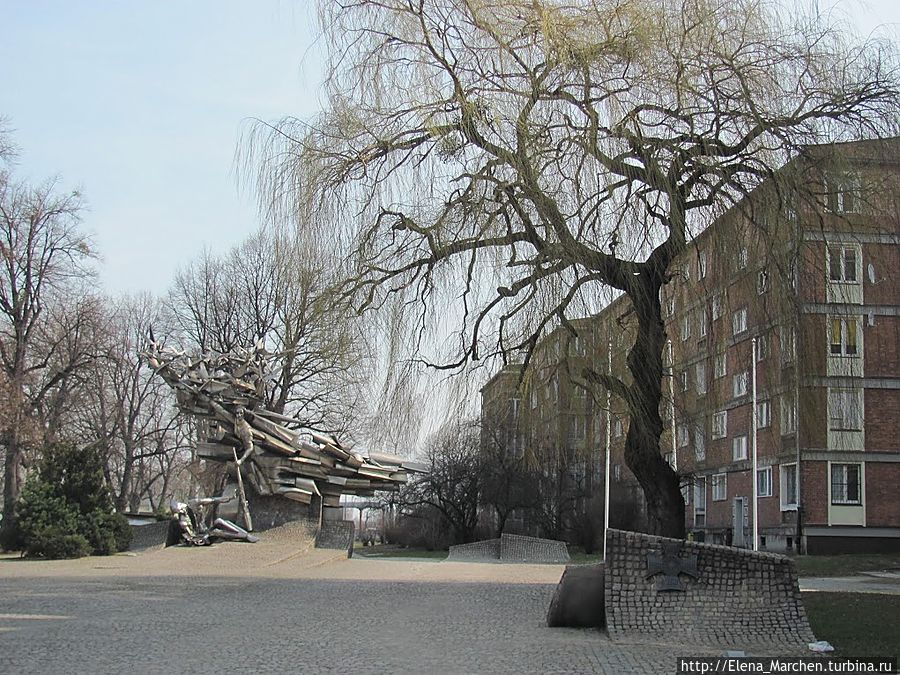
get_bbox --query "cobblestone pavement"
[0,568,717,674]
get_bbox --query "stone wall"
[447,534,570,563]
[500,534,570,563]
[604,528,815,651]
[447,538,501,561]
[315,520,355,557]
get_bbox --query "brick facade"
[481,137,900,553]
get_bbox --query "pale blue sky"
[1,1,322,294]
[1,1,897,296]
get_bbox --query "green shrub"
[14,443,132,558]
[26,527,91,559]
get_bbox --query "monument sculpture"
[143,340,424,532]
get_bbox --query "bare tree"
[0,159,97,544]
[167,227,365,433]
[399,419,482,544]
[247,0,898,536]
[479,412,536,536]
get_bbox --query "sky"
[0,1,323,295]
[1,0,898,298]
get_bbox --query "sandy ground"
[0,523,565,585]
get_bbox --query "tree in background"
[0,132,100,546]
[16,443,131,558]
[168,226,366,435]
[248,0,899,536]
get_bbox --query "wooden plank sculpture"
[143,341,424,528]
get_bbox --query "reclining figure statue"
[165,495,259,547]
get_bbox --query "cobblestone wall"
[447,538,501,561]
[447,534,570,563]
[315,520,355,557]
[604,528,815,650]
[500,534,570,563]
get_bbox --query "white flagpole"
[751,337,759,551]
[603,338,612,562]
[668,340,677,471]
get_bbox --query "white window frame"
[828,388,863,431]
[697,309,708,338]
[732,371,749,398]
[680,369,689,393]
[732,307,748,336]
[694,425,706,461]
[827,243,861,283]
[732,434,748,461]
[614,418,623,438]
[780,463,798,511]
[696,361,707,396]
[757,467,773,498]
[757,399,771,429]
[677,424,689,448]
[824,172,861,214]
[780,325,796,363]
[757,268,769,294]
[712,473,727,501]
[698,251,708,279]
[829,316,860,358]
[712,292,724,321]
[780,394,796,435]
[756,333,768,362]
[738,247,748,269]
[694,476,707,525]
[830,463,862,505]
[714,351,727,379]
[681,314,691,341]
[712,410,728,439]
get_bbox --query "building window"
[732,434,748,461]
[696,361,707,395]
[757,399,771,428]
[530,387,538,409]
[738,247,748,269]
[756,333,768,361]
[694,476,707,525]
[827,243,861,283]
[681,314,691,341]
[665,452,675,469]
[614,418,623,438]
[698,251,708,279]
[681,482,691,506]
[714,351,727,379]
[712,292,724,320]
[613,464,621,482]
[511,398,521,421]
[677,424,689,448]
[829,317,859,357]
[757,467,773,498]
[824,172,861,214]
[757,268,769,294]
[780,464,798,510]
[712,410,727,439]
[697,309,708,338]
[831,463,862,504]
[732,371,749,398]
[780,325,796,363]
[680,369,689,393]
[781,394,796,435]
[732,308,748,336]
[712,473,727,501]
[694,425,706,461]
[828,388,863,431]
[666,294,676,318]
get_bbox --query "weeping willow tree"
[246,0,898,537]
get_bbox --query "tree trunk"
[624,274,686,538]
[0,435,26,547]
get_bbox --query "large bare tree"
[248,0,898,536]
[0,155,98,544]
[168,226,366,433]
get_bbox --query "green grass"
[793,552,900,577]
[803,592,900,661]
[354,544,448,560]
[567,550,603,565]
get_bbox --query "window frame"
[830,463,862,505]
[757,467,773,498]
[712,473,727,501]
[732,434,748,461]
[712,410,728,439]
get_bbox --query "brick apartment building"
[480,137,900,554]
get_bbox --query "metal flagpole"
[668,340,677,471]
[603,338,612,561]
[751,337,759,551]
